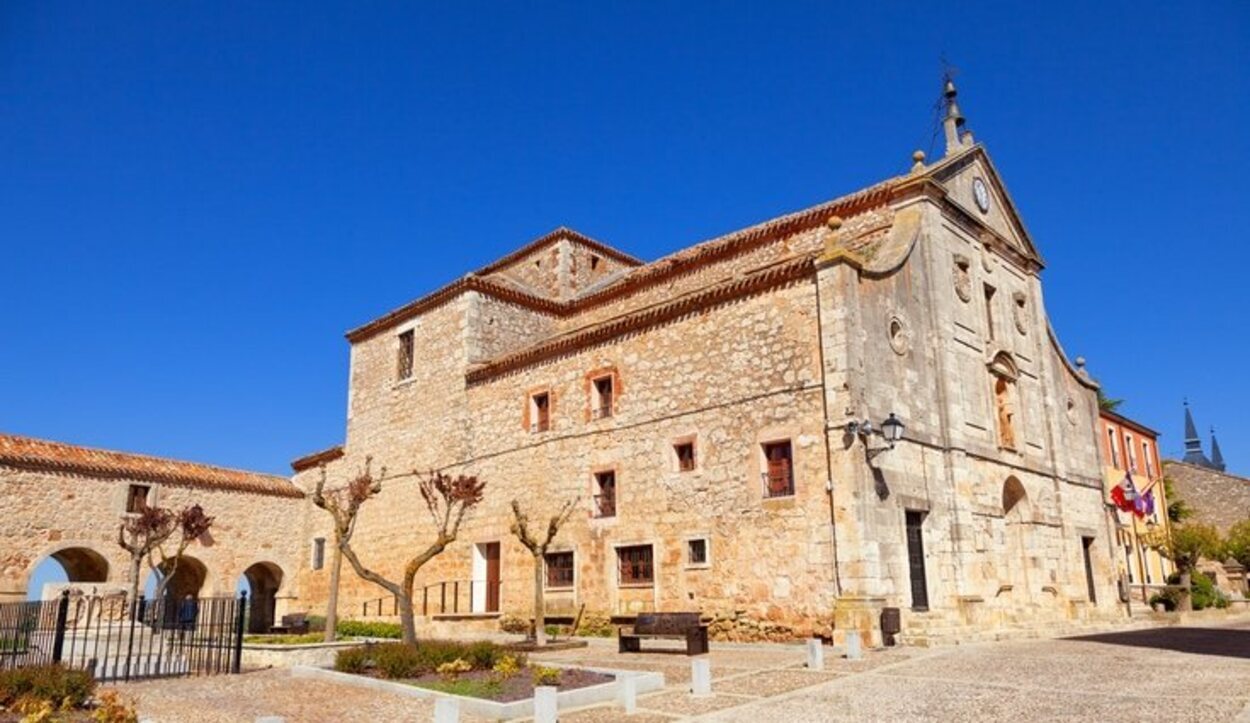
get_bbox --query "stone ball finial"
[826,215,843,231]
[911,150,926,173]
[1075,356,1086,369]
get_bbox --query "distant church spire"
[1210,427,1226,472]
[942,76,972,157]
[1182,400,1213,467]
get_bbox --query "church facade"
[292,83,1125,644]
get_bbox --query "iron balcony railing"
[361,579,503,618]
[762,461,794,497]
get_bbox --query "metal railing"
[361,580,503,618]
[762,461,794,497]
[0,590,246,683]
[594,493,616,518]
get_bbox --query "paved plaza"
[110,619,1250,722]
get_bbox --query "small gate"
[0,590,247,682]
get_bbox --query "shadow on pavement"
[1065,627,1250,659]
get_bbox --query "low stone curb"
[289,663,664,720]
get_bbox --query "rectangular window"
[1125,433,1138,473]
[592,376,614,419]
[617,545,653,585]
[1143,441,1155,477]
[762,440,794,498]
[397,330,414,381]
[593,471,616,518]
[126,484,150,514]
[674,441,696,472]
[687,538,708,566]
[1106,428,1120,469]
[983,284,997,340]
[312,538,326,571]
[544,551,574,588]
[530,392,551,433]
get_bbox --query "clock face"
[973,177,990,213]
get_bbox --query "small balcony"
[762,462,794,498]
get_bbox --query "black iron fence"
[0,590,246,683]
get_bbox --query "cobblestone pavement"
[108,620,1250,722]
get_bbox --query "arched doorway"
[26,547,110,600]
[239,562,283,633]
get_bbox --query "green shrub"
[0,664,96,709]
[1148,592,1176,611]
[498,614,529,634]
[333,640,520,680]
[1165,571,1225,611]
[531,664,562,687]
[336,619,403,639]
[576,612,615,638]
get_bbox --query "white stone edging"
[289,663,664,720]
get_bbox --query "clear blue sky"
[3,0,1247,511]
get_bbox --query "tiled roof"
[290,444,344,472]
[0,433,303,498]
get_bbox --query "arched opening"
[239,562,283,633]
[152,556,208,603]
[1002,476,1029,520]
[26,547,110,600]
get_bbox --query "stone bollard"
[691,656,712,697]
[433,697,460,723]
[806,638,825,670]
[617,673,638,714]
[845,630,862,660]
[533,685,558,723]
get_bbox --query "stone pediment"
[929,147,1042,267]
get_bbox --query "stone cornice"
[466,255,818,385]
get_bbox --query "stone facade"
[292,139,1126,643]
[0,434,305,632]
[1163,460,1250,534]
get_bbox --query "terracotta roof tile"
[0,433,303,498]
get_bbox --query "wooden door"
[485,542,501,613]
[905,511,929,611]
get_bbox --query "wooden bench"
[618,612,708,655]
[269,613,310,635]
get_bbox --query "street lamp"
[847,413,906,452]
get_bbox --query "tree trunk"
[398,592,416,646]
[128,555,143,611]
[324,545,343,642]
[1179,570,1193,612]
[533,553,546,647]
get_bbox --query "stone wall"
[1163,460,1250,533]
[0,467,305,611]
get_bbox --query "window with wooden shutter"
[544,551,574,588]
[397,330,414,380]
[761,441,794,498]
[312,538,326,571]
[593,471,616,518]
[592,376,614,419]
[530,392,551,433]
[617,545,653,585]
[126,484,150,514]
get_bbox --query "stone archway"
[240,562,283,633]
[1001,476,1033,602]
[26,546,111,600]
[157,556,208,602]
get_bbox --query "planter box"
[290,663,664,720]
[242,640,363,669]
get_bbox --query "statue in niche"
[994,376,1016,450]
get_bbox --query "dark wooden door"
[485,542,501,613]
[1081,536,1097,603]
[905,511,929,611]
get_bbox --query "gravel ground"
[107,619,1250,722]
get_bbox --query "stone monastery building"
[0,83,1125,645]
[290,82,1120,644]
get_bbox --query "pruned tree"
[311,459,382,642]
[118,503,214,607]
[325,466,485,646]
[1148,522,1224,611]
[509,497,578,647]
